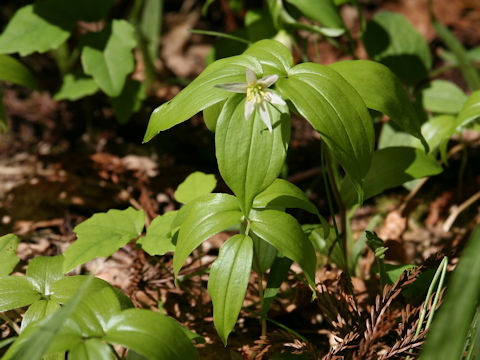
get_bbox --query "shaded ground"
[1,0,480,358]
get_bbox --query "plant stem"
[257,272,267,337]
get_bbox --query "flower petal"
[258,102,273,132]
[257,74,279,88]
[215,82,248,93]
[246,68,257,85]
[264,91,286,106]
[244,97,255,120]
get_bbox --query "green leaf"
[0,233,19,275]
[174,172,217,204]
[250,209,316,289]
[243,39,293,76]
[37,0,113,23]
[277,62,374,193]
[285,0,344,29]
[137,211,177,256]
[418,80,467,114]
[253,178,318,215]
[245,9,276,43]
[138,0,162,68]
[173,194,242,278]
[143,54,262,142]
[261,256,293,318]
[21,299,61,331]
[340,147,443,206]
[364,11,431,85]
[208,234,253,344]
[251,233,277,274]
[0,276,40,312]
[69,339,114,360]
[26,255,64,295]
[2,276,94,360]
[63,207,145,273]
[456,89,480,129]
[329,60,427,149]
[215,94,290,214]
[81,20,137,97]
[0,5,72,56]
[54,73,99,101]
[105,309,199,359]
[421,225,480,359]
[110,79,146,124]
[432,19,480,91]
[203,100,225,131]
[0,55,38,89]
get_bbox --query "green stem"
[257,272,267,337]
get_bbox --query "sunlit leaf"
[0,55,38,89]
[174,172,217,204]
[26,255,64,295]
[285,0,344,29]
[21,299,61,331]
[54,73,99,101]
[0,233,19,275]
[0,276,39,312]
[137,211,177,256]
[456,89,480,129]
[208,234,253,344]
[418,79,467,114]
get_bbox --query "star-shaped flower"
[215,69,286,132]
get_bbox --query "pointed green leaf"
[421,226,480,359]
[0,5,72,56]
[261,256,293,318]
[69,339,114,360]
[251,233,277,274]
[285,0,344,29]
[364,11,431,85]
[21,299,61,331]
[277,63,374,192]
[137,211,177,256]
[456,90,480,129]
[105,309,199,359]
[243,39,293,75]
[173,193,242,278]
[216,94,290,214]
[418,80,467,114]
[81,20,137,97]
[62,207,145,273]
[208,234,253,344]
[54,73,99,101]
[110,79,146,124]
[144,55,262,142]
[26,255,64,295]
[174,172,217,204]
[250,209,316,288]
[253,178,318,215]
[203,100,225,131]
[340,147,443,206]
[330,60,427,149]
[0,234,19,275]
[0,55,38,89]
[0,276,39,312]
[2,276,94,360]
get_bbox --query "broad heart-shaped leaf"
[208,234,253,345]
[143,54,262,142]
[0,276,40,312]
[253,178,318,215]
[105,309,199,360]
[26,255,64,295]
[285,0,344,29]
[137,211,177,256]
[173,193,242,278]
[421,225,480,359]
[21,299,61,331]
[2,276,94,360]
[249,209,316,289]
[81,20,137,97]
[0,233,19,275]
[216,94,290,215]
[340,147,443,206]
[456,89,480,129]
[417,79,467,114]
[0,5,72,56]
[243,39,293,76]
[54,73,99,101]
[364,11,431,86]
[174,172,217,204]
[0,55,38,89]
[276,63,374,195]
[329,60,427,150]
[63,207,145,273]
[69,338,114,360]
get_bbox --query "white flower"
[215,69,286,132]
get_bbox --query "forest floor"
[1,0,480,358]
